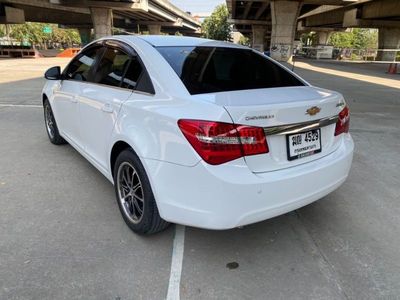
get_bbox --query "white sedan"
[42,35,354,234]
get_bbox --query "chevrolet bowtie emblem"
[306,106,321,116]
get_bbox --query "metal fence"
[300,46,400,63]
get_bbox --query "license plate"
[286,129,322,161]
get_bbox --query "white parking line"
[0,104,42,108]
[167,225,186,300]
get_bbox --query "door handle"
[101,103,113,113]
[71,96,78,103]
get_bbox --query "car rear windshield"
[156,46,304,95]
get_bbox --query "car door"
[52,45,104,147]
[78,42,140,170]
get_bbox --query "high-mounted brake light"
[335,106,350,136]
[178,120,269,165]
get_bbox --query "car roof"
[115,35,248,49]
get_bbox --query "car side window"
[64,46,103,82]
[92,47,130,87]
[121,57,143,89]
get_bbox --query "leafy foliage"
[329,32,353,48]
[329,29,378,49]
[300,32,318,46]
[0,23,81,47]
[238,35,250,47]
[202,4,232,41]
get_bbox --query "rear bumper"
[144,134,354,229]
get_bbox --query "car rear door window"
[92,47,131,87]
[156,46,304,95]
[121,57,143,89]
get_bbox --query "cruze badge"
[245,115,275,121]
[306,106,321,116]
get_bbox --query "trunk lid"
[193,86,345,172]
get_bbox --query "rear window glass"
[156,46,304,95]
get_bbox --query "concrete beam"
[302,7,344,27]
[126,20,180,27]
[150,0,200,26]
[343,8,400,28]
[3,0,90,14]
[255,1,270,20]
[0,5,25,24]
[50,0,147,10]
[17,6,91,26]
[361,0,400,20]
[229,19,270,25]
[3,0,199,32]
[243,1,252,19]
[297,23,345,33]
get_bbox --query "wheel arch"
[42,93,48,104]
[110,140,136,178]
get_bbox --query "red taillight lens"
[178,119,269,165]
[335,106,350,136]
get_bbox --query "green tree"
[202,4,232,41]
[300,32,318,46]
[329,31,353,48]
[352,28,377,49]
[0,22,81,47]
[238,35,250,47]
[328,29,378,49]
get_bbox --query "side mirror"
[44,66,62,80]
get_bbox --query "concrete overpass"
[227,0,400,62]
[0,0,201,43]
[298,0,400,61]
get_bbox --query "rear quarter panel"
[109,93,234,169]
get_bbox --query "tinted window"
[65,46,103,81]
[156,46,304,95]
[121,57,143,89]
[93,47,130,87]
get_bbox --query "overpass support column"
[377,28,400,61]
[148,25,161,35]
[317,31,332,45]
[252,25,266,52]
[90,7,113,39]
[270,0,302,62]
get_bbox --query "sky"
[170,0,224,14]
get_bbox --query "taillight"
[178,119,268,165]
[335,106,350,136]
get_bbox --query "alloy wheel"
[44,104,55,139]
[117,162,145,224]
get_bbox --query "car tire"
[43,98,66,145]
[113,149,170,234]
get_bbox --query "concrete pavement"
[0,58,399,299]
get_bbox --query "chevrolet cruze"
[42,35,354,234]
